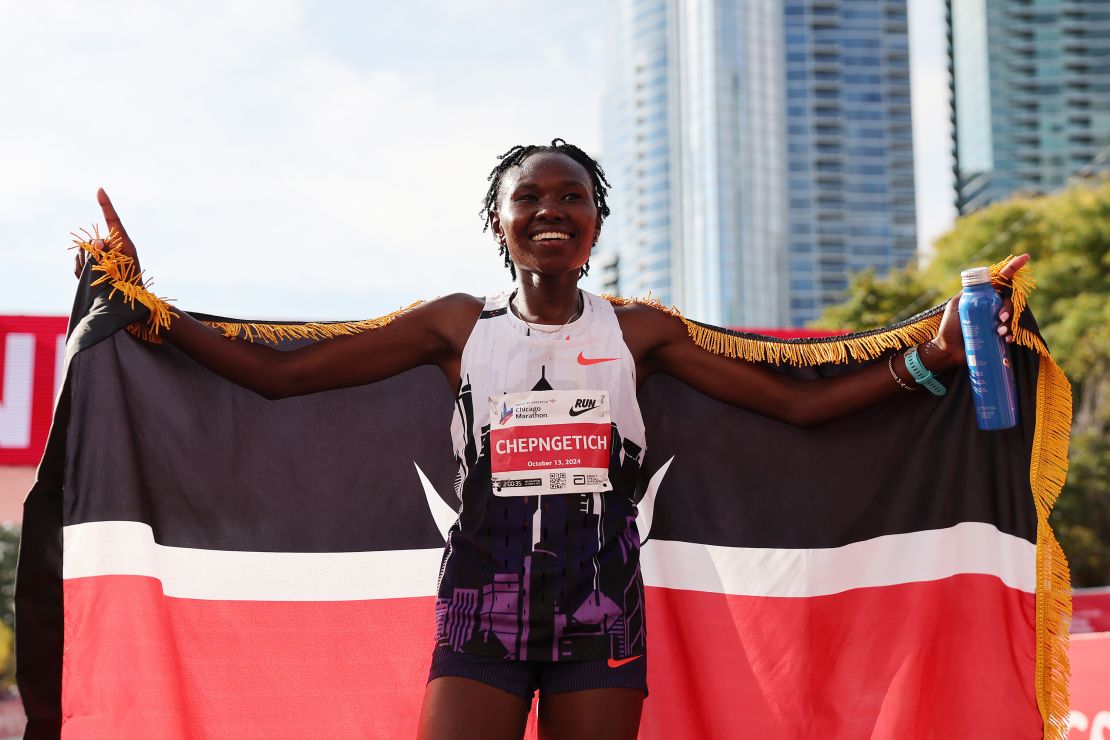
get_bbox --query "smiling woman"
[480,139,611,283]
[68,138,1028,740]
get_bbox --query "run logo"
[568,398,598,417]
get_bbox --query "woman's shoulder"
[404,292,485,317]
[402,293,484,349]
[610,297,688,357]
[432,292,486,311]
[611,298,684,330]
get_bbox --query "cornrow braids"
[481,138,611,280]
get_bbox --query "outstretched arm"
[160,296,479,399]
[83,189,481,399]
[618,254,1029,429]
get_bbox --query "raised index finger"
[97,187,131,247]
[998,253,1030,282]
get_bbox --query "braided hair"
[480,138,612,280]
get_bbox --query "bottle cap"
[961,267,992,287]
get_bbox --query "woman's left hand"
[930,253,1031,367]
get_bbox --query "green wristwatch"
[904,345,947,396]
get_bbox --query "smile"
[531,231,574,241]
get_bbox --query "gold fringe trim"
[993,255,1034,330]
[605,256,1033,367]
[603,292,941,364]
[196,307,423,344]
[72,228,420,343]
[1030,356,1073,740]
[693,315,938,364]
[74,239,1026,361]
[989,256,1069,740]
[72,228,178,339]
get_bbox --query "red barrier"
[1074,588,1110,634]
[1068,632,1110,739]
[0,316,68,466]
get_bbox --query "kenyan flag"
[17,261,1070,739]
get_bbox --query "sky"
[1,0,954,321]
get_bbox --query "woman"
[79,139,1025,740]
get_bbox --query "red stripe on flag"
[63,574,1039,738]
[62,577,436,739]
[642,575,1041,739]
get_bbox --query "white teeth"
[532,232,572,241]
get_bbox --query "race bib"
[489,390,613,496]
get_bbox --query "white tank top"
[435,289,649,662]
[449,289,646,495]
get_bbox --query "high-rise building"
[600,0,917,327]
[948,1,1110,215]
[601,0,676,306]
[950,2,1110,213]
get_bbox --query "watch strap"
[904,345,947,396]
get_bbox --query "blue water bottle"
[958,267,1018,430]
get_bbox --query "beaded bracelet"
[887,353,917,391]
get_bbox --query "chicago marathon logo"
[499,402,514,424]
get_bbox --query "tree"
[1053,431,1110,587]
[814,178,1110,586]
[0,526,17,688]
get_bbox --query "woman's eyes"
[514,193,584,202]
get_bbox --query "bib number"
[489,390,613,496]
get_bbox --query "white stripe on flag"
[641,520,1037,596]
[63,521,444,601]
[63,520,1035,601]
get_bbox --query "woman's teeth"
[532,232,572,241]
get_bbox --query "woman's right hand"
[74,188,140,278]
[68,187,482,400]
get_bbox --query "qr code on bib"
[550,473,567,490]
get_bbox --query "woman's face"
[490,151,600,279]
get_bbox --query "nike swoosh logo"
[607,655,642,669]
[577,352,618,366]
[568,406,596,417]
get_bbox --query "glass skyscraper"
[600,0,917,327]
[600,0,676,305]
[948,1,1110,215]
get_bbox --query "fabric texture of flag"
[17,246,1072,739]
